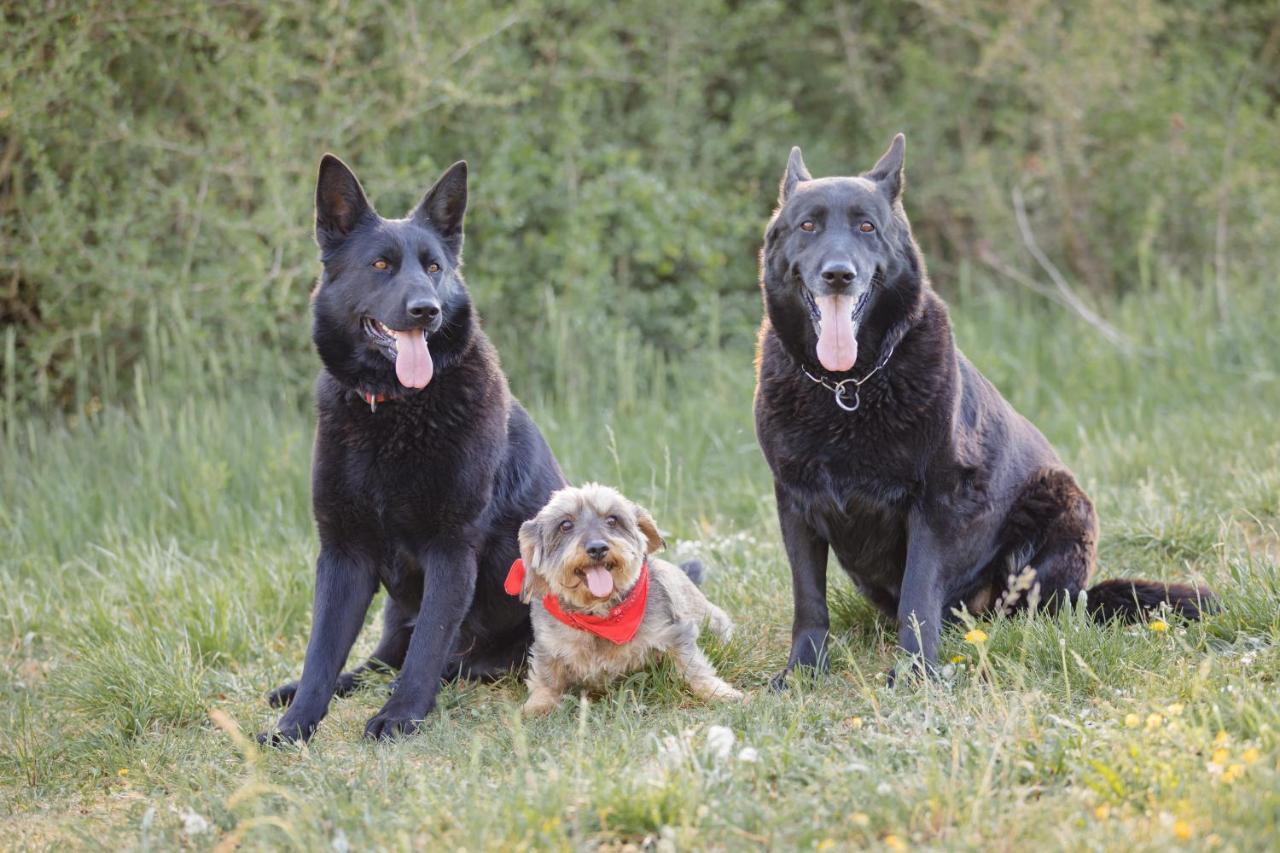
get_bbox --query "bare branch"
[1010,186,1132,351]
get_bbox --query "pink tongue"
[392,329,433,388]
[815,294,858,372]
[585,566,614,598]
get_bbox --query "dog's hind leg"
[670,623,743,702]
[995,469,1096,616]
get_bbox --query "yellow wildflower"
[964,629,988,645]
[950,654,966,664]
[1145,713,1163,730]
[1221,763,1245,783]
[1124,714,1141,728]
[1094,804,1111,820]
[1240,747,1261,765]
[116,768,128,778]
[850,813,870,827]
[1214,730,1229,746]
[817,839,836,851]
[1165,703,1184,716]
[846,716,864,730]
[1173,820,1193,841]
[884,835,908,851]
[1211,748,1229,766]
[1149,619,1169,633]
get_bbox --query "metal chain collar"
[801,344,896,412]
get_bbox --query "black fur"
[754,136,1213,684]
[260,155,565,742]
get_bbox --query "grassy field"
[1,277,1278,850]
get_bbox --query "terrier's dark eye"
[800,221,816,233]
[859,222,875,233]
[604,515,618,528]
[372,259,390,270]
[427,262,441,273]
[559,519,574,533]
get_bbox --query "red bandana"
[505,558,649,644]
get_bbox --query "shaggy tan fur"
[516,483,742,716]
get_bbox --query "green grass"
[2,277,1278,850]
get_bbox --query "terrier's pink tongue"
[392,329,433,388]
[585,566,614,598]
[815,294,858,372]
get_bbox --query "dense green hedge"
[3,0,1278,411]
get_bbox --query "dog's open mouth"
[804,270,880,373]
[362,317,433,389]
[576,563,616,599]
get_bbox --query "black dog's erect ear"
[633,504,666,555]
[779,146,811,205]
[315,154,374,250]
[413,161,468,253]
[867,133,906,201]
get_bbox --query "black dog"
[261,155,565,742]
[754,135,1212,684]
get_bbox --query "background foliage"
[3,0,1279,412]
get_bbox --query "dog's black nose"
[586,540,609,561]
[406,297,440,321]
[820,262,856,288]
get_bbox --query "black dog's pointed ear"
[315,154,374,250]
[779,146,811,205]
[632,504,666,555]
[867,133,906,201]
[412,160,468,253]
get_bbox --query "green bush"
[2,0,1278,412]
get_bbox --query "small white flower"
[332,829,350,853]
[737,746,759,763]
[179,809,209,836]
[705,725,735,760]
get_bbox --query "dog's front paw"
[522,697,561,718]
[711,684,745,702]
[363,700,429,740]
[257,713,320,746]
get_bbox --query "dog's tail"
[679,560,706,586]
[1085,578,1215,622]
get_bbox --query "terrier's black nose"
[820,262,856,288]
[407,297,440,320]
[585,540,609,561]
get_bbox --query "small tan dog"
[507,483,742,716]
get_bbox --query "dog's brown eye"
[605,515,618,528]
[800,221,816,232]
[427,262,441,273]
[860,221,875,233]
[559,519,574,533]
[372,259,389,270]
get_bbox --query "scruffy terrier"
[507,483,743,716]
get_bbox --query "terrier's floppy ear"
[866,133,906,201]
[779,146,811,205]
[315,154,374,251]
[412,160,468,255]
[633,504,666,555]
[517,519,549,603]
